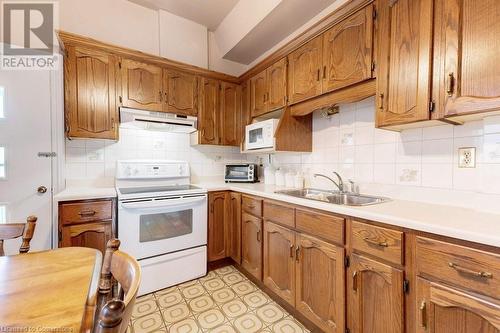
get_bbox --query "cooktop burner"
[118,184,202,195]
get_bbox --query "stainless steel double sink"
[275,188,389,206]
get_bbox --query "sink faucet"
[313,172,345,192]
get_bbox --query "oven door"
[118,194,207,260]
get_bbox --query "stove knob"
[133,168,139,176]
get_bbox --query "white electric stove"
[116,160,207,296]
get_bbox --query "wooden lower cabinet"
[227,192,242,264]
[60,222,112,254]
[416,277,500,333]
[241,212,263,280]
[208,192,228,262]
[296,233,345,333]
[263,221,296,306]
[348,254,404,333]
[58,198,116,254]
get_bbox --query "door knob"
[37,186,47,194]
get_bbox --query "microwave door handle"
[120,196,206,210]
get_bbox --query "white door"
[0,64,54,254]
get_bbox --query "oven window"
[226,166,249,180]
[139,209,193,243]
[249,128,263,143]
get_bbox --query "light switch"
[458,147,476,168]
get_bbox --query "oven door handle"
[120,196,206,210]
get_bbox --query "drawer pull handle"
[363,237,389,247]
[448,262,493,279]
[247,204,256,209]
[79,210,96,217]
[295,246,300,262]
[352,271,358,292]
[289,244,294,258]
[257,230,261,242]
[419,300,427,329]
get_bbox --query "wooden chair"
[94,239,141,333]
[0,215,37,256]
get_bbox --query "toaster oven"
[224,164,258,183]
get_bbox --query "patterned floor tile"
[132,299,159,319]
[156,290,184,309]
[167,316,201,333]
[162,302,191,324]
[132,312,165,333]
[188,294,216,313]
[196,308,226,330]
[136,266,310,333]
[232,313,264,333]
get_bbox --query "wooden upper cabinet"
[376,0,434,127]
[221,82,242,146]
[198,77,220,145]
[416,277,500,333]
[163,69,198,116]
[241,212,263,281]
[263,221,295,307]
[267,58,287,112]
[250,69,268,117]
[296,233,345,333]
[121,58,163,111]
[348,254,404,333]
[288,36,322,104]
[208,192,227,262]
[227,192,242,264]
[322,5,374,93]
[433,0,500,120]
[65,46,119,140]
[241,80,251,140]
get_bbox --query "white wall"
[159,10,208,69]
[59,0,160,55]
[248,97,500,213]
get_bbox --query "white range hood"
[119,107,197,133]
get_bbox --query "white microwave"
[245,119,279,150]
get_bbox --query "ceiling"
[128,0,239,30]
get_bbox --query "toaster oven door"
[225,166,251,182]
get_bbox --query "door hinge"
[38,152,57,158]
[344,255,350,268]
[429,100,435,112]
[403,279,410,294]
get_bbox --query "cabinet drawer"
[416,237,500,297]
[263,200,295,228]
[351,220,403,265]
[296,208,344,245]
[60,200,113,225]
[242,196,262,217]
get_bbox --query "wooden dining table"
[0,247,102,333]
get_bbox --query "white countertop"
[196,182,500,248]
[54,182,500,248]
[54,186,117,202]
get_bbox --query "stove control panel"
[116,160,190,179]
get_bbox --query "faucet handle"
[348,179,357,194]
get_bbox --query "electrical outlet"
[458,147,476,168]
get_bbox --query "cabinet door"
[434,0,500,118]
[376,0,433,127]
[220,82,242,146]
[296,233,345,333]
[348,254,404,333]
[198,78,220,145]
[59,221,112,254]
[208,192,227,262]
[164,69,198,116]
[288,36,322,104]
[250,69,268,117]
[263,221,295,306]
[267,58,287,112]
[322,5,374,93]
[65,46,119,140]
[121,59,163,111]
[241,212,263,280]
[416,277,500,333]
[227,192,242,264]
